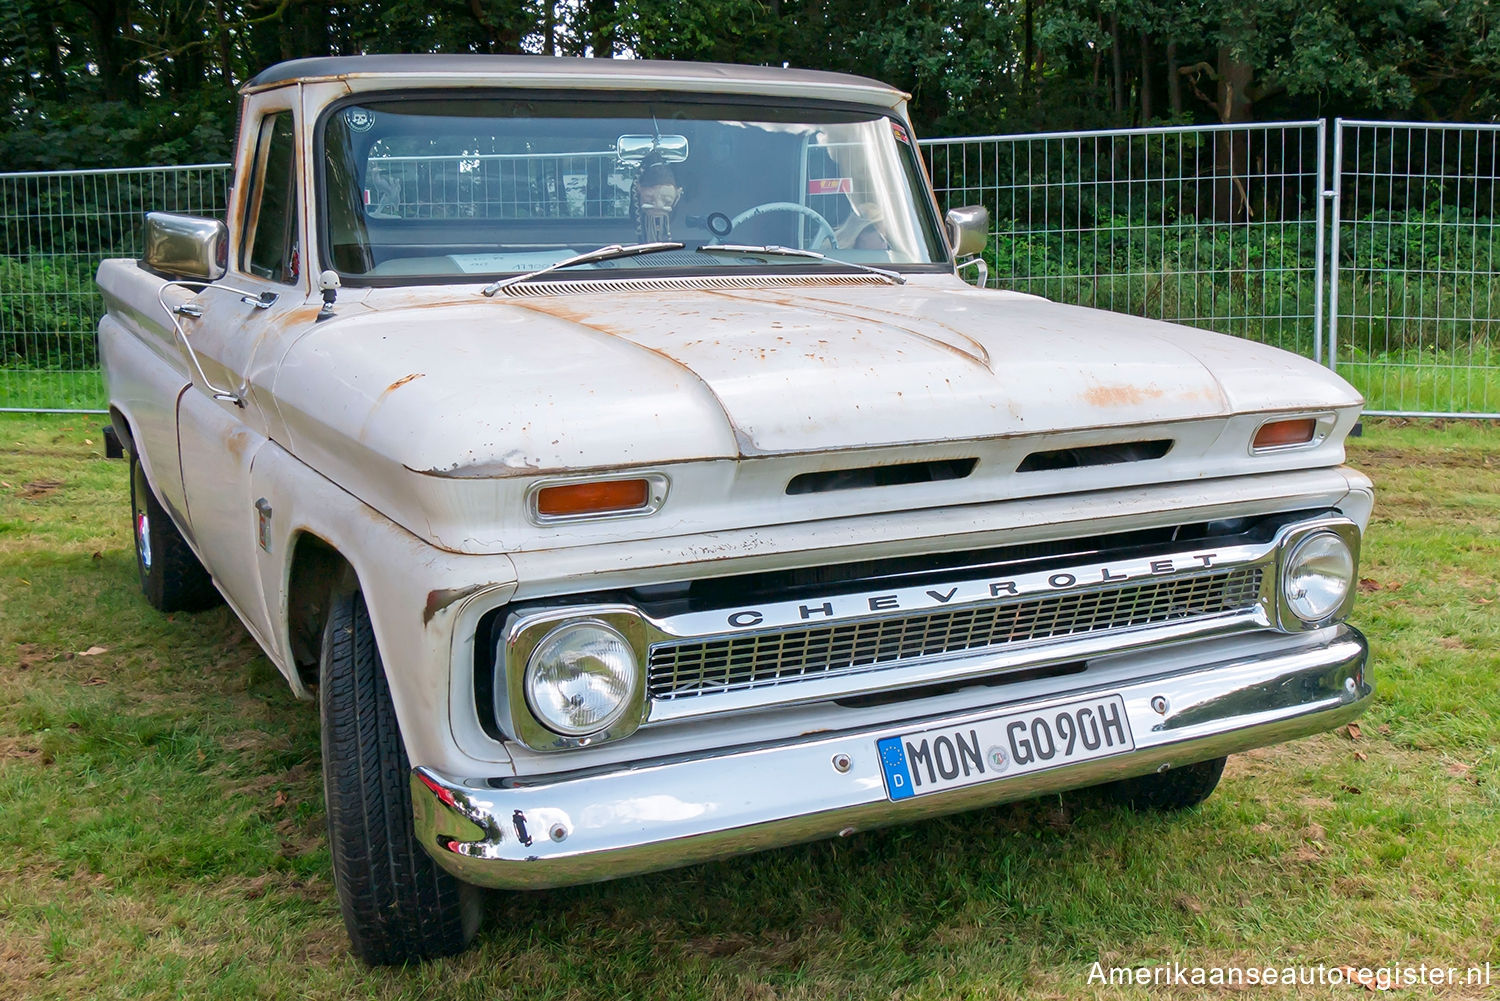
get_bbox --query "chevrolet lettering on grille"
[713,552,1221,631]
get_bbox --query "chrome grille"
[648,567,1264,701]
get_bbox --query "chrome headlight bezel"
[1275,520,1361,630]
[499,606,649,751]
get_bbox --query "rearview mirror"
[616,134,690,165]
[143,212,227,281]
[945,205,989,259]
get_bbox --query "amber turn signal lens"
[1253,418,1318,450]
[536,479,651,517]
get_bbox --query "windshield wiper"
[480,241,685,296]
[695,244,906,285]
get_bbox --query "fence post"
[1312,120,1327,366]
[1326,119,1345,372]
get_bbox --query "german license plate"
[877,695,1134,800]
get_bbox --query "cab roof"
[242,54,909,109]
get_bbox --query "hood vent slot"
[503,273,888,297]
[1017,439,1173,472]
[787,457,977,495]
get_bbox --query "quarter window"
[242,112,299,283]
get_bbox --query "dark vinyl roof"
[243,54,904,102]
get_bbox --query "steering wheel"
[726,202,837,249]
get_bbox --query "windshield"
[320,96,949,282]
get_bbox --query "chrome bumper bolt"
[549,823,569,843]
[1151,695,1169,715]
[832,752,852,773]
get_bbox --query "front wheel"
[1106,755,1227,811]
[129,453,218,612]
[320,582,481,965]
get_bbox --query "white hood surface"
[269,280,1362,552]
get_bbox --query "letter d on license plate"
[877,695,1133,800]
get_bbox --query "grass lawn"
[0,416,1496,999]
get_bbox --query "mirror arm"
[156,280,279,408]
[956,256,989,289]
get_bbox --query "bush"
[0,256,101,370]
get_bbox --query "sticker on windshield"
[344,108,375,133]
[891,120,910,144]
[808,178,854,195]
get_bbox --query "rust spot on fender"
[424,583,492,625]
[1083,384,1166,407]
[360,372,429,442]
[225,428,255,463]
[385,372,425,393]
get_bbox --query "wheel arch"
[108,405,137,458]
[285,530,354,693]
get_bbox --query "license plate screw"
[832,752,852,773]
[549,823,568,842]
[1150,695,1169,715]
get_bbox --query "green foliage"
[0,257,98,371]
[0,0,1496,174]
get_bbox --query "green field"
[0,416,1497,999]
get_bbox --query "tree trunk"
[590,0,617,57]
[1138,31,1152,122]
[1022,0,1035,93]
[1212,48,1255,221]
[1166,40,1181,116]
[468,0,499,53]
[1109,12,1125,116]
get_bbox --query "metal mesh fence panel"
[1330,121,1500,417]
[0,164,230,412]
[921,123,1327,361]
[2,125,1496,418]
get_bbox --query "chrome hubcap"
[136,510,152,570]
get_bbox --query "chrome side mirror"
[144,212,227,281]
[945,205,989,259]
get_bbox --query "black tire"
[320,582,482,965]
[129,453,219,612]
[1107,755,1227,811]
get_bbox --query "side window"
[242,112,299,284]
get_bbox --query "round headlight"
[1283,531,1355,623]
[524,622,639,736]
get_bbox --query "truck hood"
[274,279,1357,475]
[268,278,1362,553]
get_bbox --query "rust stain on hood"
[1083,384,1167,407]
[385,372,426,393]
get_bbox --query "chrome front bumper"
[412,626,1369,890]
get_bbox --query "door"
[175,105,306,651]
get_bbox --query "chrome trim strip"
[418,626,1370,889]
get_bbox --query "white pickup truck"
[97,54,1372,965]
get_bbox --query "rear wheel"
[320,581,482,965]
[129,453,218,612]
[1106,755,1227,811]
